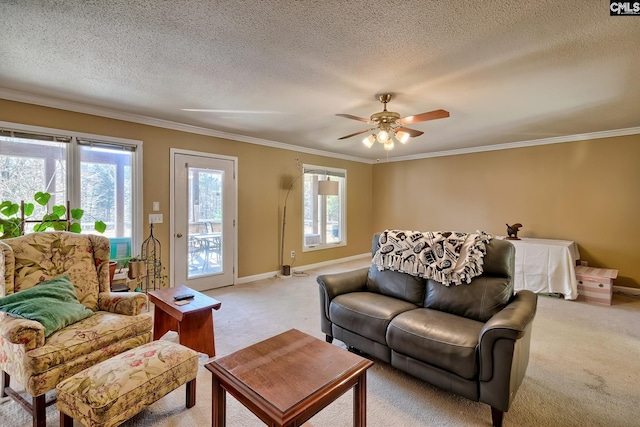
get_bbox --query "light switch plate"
[149,214,163,224]
[152,202,160,211]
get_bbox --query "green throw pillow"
[0,274,95,337]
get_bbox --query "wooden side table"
[206,329,373,426]
[148,285,221,357]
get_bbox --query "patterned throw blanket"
[372,230,492,286]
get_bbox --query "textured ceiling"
[1,1,639,161]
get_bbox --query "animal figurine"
[506,223,523,240]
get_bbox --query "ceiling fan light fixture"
[362,134,375,148]
[377,129,389,143]
[336,93,449,152]
[395,130,410,144]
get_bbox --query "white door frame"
[169,148,238,288]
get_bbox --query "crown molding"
[3,87,638,166]
[0,88,374,164]
[386,126,640,163]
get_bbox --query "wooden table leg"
[353,372,367,427]
[212,375,226,427]
[153,306,177,340]
[186,378,196,408]
[60,412,73,427]
[179,309,216,357]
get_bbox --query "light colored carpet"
[2,258,639,426]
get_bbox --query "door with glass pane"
[173,152,235,291]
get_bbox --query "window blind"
[303,166,346,178]
[77,138,137,151]
[0,128,71,143]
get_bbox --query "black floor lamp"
[280,170,339,276]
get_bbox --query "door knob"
[176,233,183,238]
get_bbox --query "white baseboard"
[613,285,640,296]
[235,253,370,285]
[292,253,371,273]
[235,271,278,285]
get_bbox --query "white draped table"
[503,237,580,300]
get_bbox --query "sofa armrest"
[479,290,537,380]
[477,290,537,412]
[98,292,148,316]
[317,267,369,300]
[0,314,45,351]
[317,267,368,337]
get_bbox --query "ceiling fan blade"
[396,127,424,138]
[336,113,371,123]
[337,129,369,140]
[398,109,450,125]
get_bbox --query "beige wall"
[4,98,638,288]
[372,135,640,288]
[0,99,373,280]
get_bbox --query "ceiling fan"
[336,94,449,150]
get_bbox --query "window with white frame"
[302,165,346,250]
[0,123,142,262]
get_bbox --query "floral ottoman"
[56,340,198,427]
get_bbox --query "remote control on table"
[173,293,194,301]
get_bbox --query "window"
[302,164,346,250]
[0,122,142,260]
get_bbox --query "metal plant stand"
[141,223,162,293]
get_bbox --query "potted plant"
[0,191,106,239]
[127,256,147,280]
[108,261,119,284]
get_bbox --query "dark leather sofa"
[317,233,537,427]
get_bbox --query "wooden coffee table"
[205,329,374,427]
[148,285,221,357]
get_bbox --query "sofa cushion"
[482,238,515,278]
[387,308,484,380]
[424,276,513,322]
[330,292,417,345]
[368,232,426,305]
[366,265,426,305]
[23,311,153,376]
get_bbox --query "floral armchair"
[0,232,153,427]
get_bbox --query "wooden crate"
[575,265,618,305]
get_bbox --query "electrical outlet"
[290,250,296,259]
